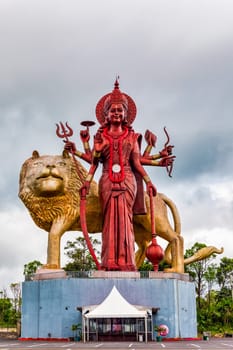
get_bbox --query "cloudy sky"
[1,0,233,294]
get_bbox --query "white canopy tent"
[82,286,152,342]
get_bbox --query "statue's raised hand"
[159,155,176,167]
[159,155,176,177]
[160,144,174,157]
[80,129,90,143]
[94,130,106,152]
[64,140,77,154]
[145,129,157,147]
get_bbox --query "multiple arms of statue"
[140,129,176,177]
[63,125,175,191]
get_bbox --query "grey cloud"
[174,131,233,179]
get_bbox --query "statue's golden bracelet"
[75,150,82,157]
[93,150,101,158]
[152,154,161,160]
[145,145,152,153]
[85,174,93,182]
[143,175,151,184]
[83,142,90,150]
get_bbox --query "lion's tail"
[184,246,224,265]
[159,193,181,266]
[159,193,181,235]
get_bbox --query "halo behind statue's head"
[95,78,137,126]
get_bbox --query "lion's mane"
[19,150,88,232]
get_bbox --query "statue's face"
[108,103,125,125]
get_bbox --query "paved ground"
[0,339,233,350]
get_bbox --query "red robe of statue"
[99,127,143,271]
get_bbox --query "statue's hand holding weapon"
[158,155,175,176]
[146,181,157,197]
[80,180,91,198]
[60,120,95,164]
[140,127,176,177]
[158,127,175,177]
[159,144,173,157]
[64,140,77,154]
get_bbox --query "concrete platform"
[21,272,197,340]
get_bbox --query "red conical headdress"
[95,78,137,126]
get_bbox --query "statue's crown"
[103,78,128,113]
[95,78,137,126]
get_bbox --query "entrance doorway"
[85,317,152,342]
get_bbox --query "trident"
[56,121,85,183]
[56,121,73,142]
[56,121,101,270]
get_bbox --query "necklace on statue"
[103,127,128,183]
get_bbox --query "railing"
[67,270,151,279]
[25,270,147,280]
[66,270,94,278]
[25,270,192,281]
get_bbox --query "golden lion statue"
[19,151,223,273]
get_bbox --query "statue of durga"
[64,78,175,271]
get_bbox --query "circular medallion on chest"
[112,164,121,173]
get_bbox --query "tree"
[214,257,233,329]
[184,244,233,334]
[204,264,217,308]
[23,260,42,279]
[10,283,21,314]
[0,289,16,326]
[0,298,13,325]
[216,257,233,290]
[64,236,101,271]
[138,260,153,271]
[184,242,218,308]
